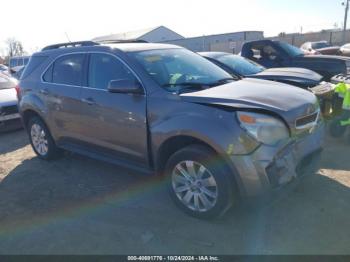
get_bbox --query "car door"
[41,53,86,142]
[79,52,148,165]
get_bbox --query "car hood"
[250,67,323,82]
[0,88,18,106]
[181,78,318,125]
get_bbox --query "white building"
[93,26,264,54]
[162,31,264,54]
[93,26,184,43]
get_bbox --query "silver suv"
[18,41,324,218]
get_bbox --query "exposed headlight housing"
[237,112,289,145]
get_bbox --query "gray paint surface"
[19,42,324,200]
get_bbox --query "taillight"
[15,85,21,100]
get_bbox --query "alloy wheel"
[31,123,49,156]
[172,160,218,212]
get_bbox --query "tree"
[5,38,24,58]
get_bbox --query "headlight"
[237,112,289,145]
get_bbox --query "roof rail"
[95,39,148,44]
[42,41,99,51]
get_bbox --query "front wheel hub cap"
[172,160,218,212]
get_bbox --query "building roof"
[104,43,181,52]
[163,31,264,43]
[93,26,184,42]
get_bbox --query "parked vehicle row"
[18,41,324,218]
[241,40,350,81]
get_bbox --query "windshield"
[129,48,233,93]
[312,42,331,49]
[278,42,304,57]
[216,54,265,76]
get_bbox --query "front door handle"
[81,97,96,105]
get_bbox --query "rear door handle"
[81,97,96,105]
[39,88,50,95]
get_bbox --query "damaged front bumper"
[230,121,325,198]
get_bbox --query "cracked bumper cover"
[229,122,325,198]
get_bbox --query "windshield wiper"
[162,83,209,95]
[163,78,235,88]
[212,78,236,85]
[162,82,209,88]
[163,78,236,95]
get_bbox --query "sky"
[0,0,346,56]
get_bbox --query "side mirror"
[107,79,143,94]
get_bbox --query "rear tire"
[165,145,236,219]
[27,117,62,160]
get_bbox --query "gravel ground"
[0,129,349,255]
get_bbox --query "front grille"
[0,105,18,116]
[295,111,318,129]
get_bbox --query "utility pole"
[343,0,350,44]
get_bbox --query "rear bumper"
[229,122,325,198]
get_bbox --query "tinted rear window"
[21,56,47,80]
[51,54,85,86]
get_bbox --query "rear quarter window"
[21,56,47,80]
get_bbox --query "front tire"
[27,117,62,160]
[165,145,236,219]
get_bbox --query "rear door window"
[52,54,85,86]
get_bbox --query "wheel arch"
[22,109,46,129]
[154,135,242,194]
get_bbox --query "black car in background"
[200,52,323,88]
[241,40,350,81]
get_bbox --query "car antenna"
[64,32,72,43]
